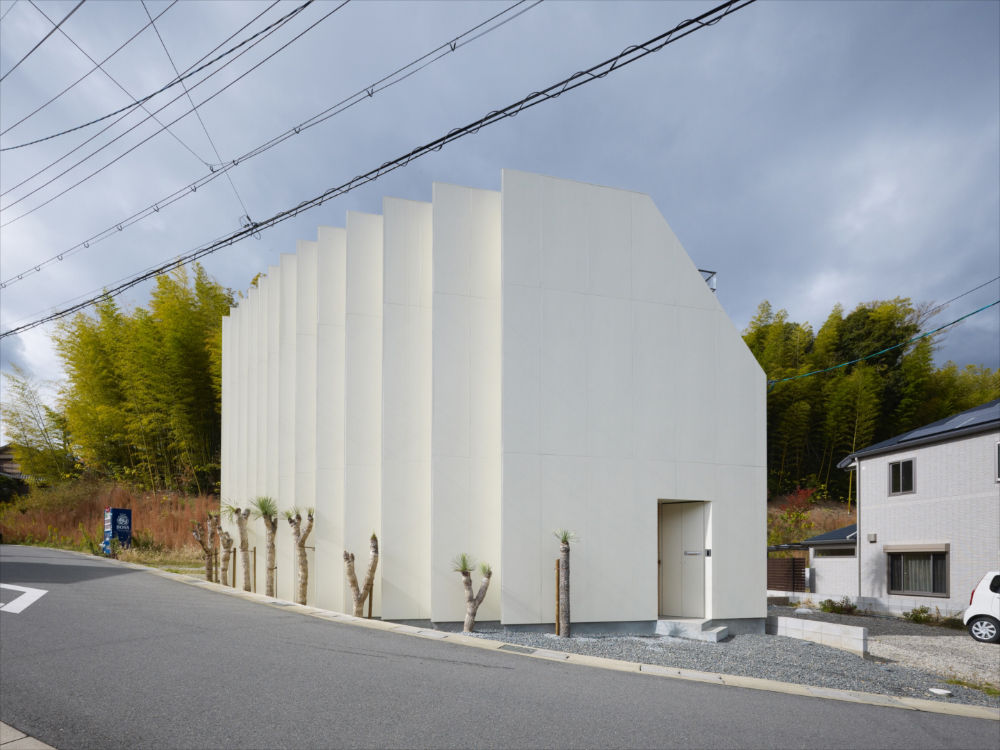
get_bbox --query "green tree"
[0,365,77,484]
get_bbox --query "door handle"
[684,551,702,556]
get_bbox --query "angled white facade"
[221,170,766,631]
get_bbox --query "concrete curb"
[111,555,998,723]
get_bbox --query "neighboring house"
[0,444,23,479]
[836,398,1000,616]
[801,524,857,601]
[220,170,766,634]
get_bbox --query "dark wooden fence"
[767,557,806,592]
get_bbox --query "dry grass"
[0,480,218,553]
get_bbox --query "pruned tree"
[219,529,234,586]
[452,553,492,632]
[250,496,279,596]
[344,533,379,617]
[207,511,220,579]
[191,520,214,581]
[223,504,252,591]
[554,529,577,637]
[284,507,314,605]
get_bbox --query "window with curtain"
[889,459,914,495]
[888,551,947,596]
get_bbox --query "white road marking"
[0,584,48,613]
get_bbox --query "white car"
[963,571,1000,643]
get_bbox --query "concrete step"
[655,618,729,642]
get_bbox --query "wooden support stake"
[252,547,257,593]
[367,588,373,619]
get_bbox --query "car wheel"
[967,616,1000,643]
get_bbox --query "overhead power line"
[0,0,314,150]
[0,0,84,83]
[0,1,179,138]
[0,0,347,223]
[0,0,756,339]
[141,0,251,223]
[26,0,210,167]
[1,0,541,288]
[0,0,281,203]
[767,300,1000,390]
[925,275,1000,319]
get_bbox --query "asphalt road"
[1,545,996,750]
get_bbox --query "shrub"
[902,605,932,623]
[819,596,857,615]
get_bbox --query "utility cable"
[0,0,84,83]
[27,0,210,167]
[0,0,346,223]
[0,1,179,138]
[0,0,540,288]
[0,0,279,202]
[141,0,251,223]
[0,0,21,24]
[0,0,755,338]
[0,0,313,149]
[925,275,1000,319]
[766,300,1000,390]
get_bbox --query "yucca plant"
[284,507,314,605]
[554,529,577,637]
[249,496,279,597]
[219,529,234,586]
[191,517,215,581]
[222,503,252,591]
[452,553,493,632]
[344,533,379,617]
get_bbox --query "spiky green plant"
[249,496,278,519]
[479,562,492,577]
[553,528,578,544]
[451,552,475,574]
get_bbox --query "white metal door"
[658,502,705,617]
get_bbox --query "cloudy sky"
[1,0,998,398]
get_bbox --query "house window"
[888,551,948,596]
[813,547,855,558]
[889,459,914,495]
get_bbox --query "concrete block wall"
[766,616,868,656]
[221,170,766,627]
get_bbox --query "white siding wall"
[857,429,1000,615]
[381,198,433,620]
[313,227,347,611]
[810,554,859,601]
[220,170,766,626]
[430,183,502,623]
[500,170,766,624]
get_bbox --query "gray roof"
[802,524,856,546]
[837,398,1000,469]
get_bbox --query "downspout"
[851,458,861,602]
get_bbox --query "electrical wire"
[0,1,179,138]
[0,0,280,202]
[1,0,541,288]
[0,0,756,338]
[766,300,1000,390]
[0,0,21,24]
[0,0,314,149]
[0,0,330,219]
[140,0,251,223]
[0,0,84,83]
[925,275,1000,319]
[27,0,210,167]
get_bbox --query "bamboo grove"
[745,297,999,501]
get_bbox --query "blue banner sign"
[101,507,132,554]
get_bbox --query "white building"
[837,398,1000,616]
[221,170,766,634]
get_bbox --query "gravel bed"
[462,614,1000,709]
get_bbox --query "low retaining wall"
[766,615,868,657]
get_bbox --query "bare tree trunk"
[219,530,234,587]
[558,541,570,637]
[207,513,220,583]
[191,521,213,581]
[461,568,492,632]
[344,534,379,617]
[235,509,251,591]
[287,511,314,604]
[262,515,277,597]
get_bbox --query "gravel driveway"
[464,607,1000,709]
[770,605,1000,688]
